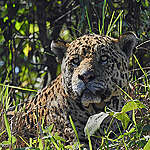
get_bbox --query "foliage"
[0,0,150,149]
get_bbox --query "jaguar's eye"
[71,58,80,66]
[99,55,108,64]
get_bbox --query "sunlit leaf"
[65,145,74,149]
[29,24,39,34]
[115,112,130,129]
[18,8,25,14]
[144,139,150,150]
[57,1,62,4]
[23,43,32,57]
[3,16,8,22]
[0,30,5,44]
[46,21,50,27]
[15,21,26,35]
[4,3,7,8]
[54,133,66,142]
[2,140,11,145]
[143,0,149,7]
[121,100,146,113]
[38,138,43,150]
[136,0,140,2]
[15,21,24,31]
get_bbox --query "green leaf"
[0,35,5,44]
[3,16,8,23]
[145,0,149,7]
[47,124,54,132]
[29,24,39,34]
[4,113,11,138]
[23,43,32,57]
[18,8,25,14]
[15,21,27,35]
[38,138,43,150]
[115,112,130,129]
[4,3,7,8]
[122,100,146,113]
[54,133,66,142]
[144,139,150,150]
[1,140,11,145]
[124,127,135,136]
[15,21,24,31]
[65,145,74,149]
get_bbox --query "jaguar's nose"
[78,71,95,83]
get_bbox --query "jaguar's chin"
[80,88,111,107]
[81,89,102,107]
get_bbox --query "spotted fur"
[3,33,137,149]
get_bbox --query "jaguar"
[1,33,137,149]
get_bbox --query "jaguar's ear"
[118,32,137,57]
[51,40,68,63]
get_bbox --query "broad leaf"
[144,139,150,150]
[122,100,146,113]
[114,112,130,129]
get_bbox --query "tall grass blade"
[116,85,133,100]
[48,136,60,149]
[69,115,81,150]
[98,19,101,34]
[87,130,92,150]
[3,86,10,111]
[133,54,150,92]
[106,11,115,36]
[4,113,11,139]
[0,83,37,92]
[119,14,123,35]
[107,10,123,35]
[100,0,107,34]
[85,6,92,33]
[0,130,6,137]
[18,135,30,147]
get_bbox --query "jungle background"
[0,0,150,149]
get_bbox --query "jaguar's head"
[51,33,136,107]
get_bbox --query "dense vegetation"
[0,0,150,149]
